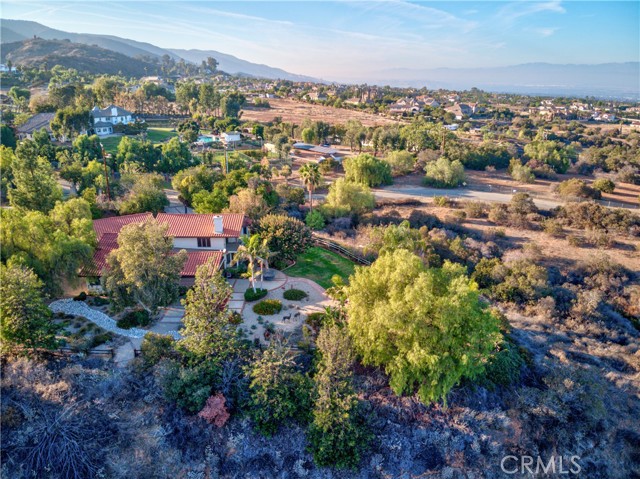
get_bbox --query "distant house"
[0,63,17,73]
[83,213,249,284]
[222,131,241,145]
[389,97,425,115]
[306,91,328,102]
[593,112,617,122]
[445,103,475,120]
[16,112,55,140]
[91,105,134,136]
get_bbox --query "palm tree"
[299,163,322,210]
[233,233,262,293]
[255,238,274,289]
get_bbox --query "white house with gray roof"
[91,105,134,136]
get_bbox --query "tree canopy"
[343,153,392,187]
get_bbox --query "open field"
[285,246,356,288]
[241,98,403,127]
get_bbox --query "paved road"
[373,185,563,210]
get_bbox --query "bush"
[592,178,616,193]
[482,340,525,387]
[140,332,175,367]
[160,361,214,413]
[73,291,87,301]
[557,178,601,199]
[509,158,536,183]
[322,178,375,218]
[543,219,564,237]
[244,288,268,302]
[253,299,282,315]
[305,209,325,230]
[283,288,308,300]
[89,296,109,306]
[117,309,151,329]
[229,311,243,325]
[306,312,326,331]
[464,201,486,218]
[343,153,392,187]
[433,196,451,207]
[424,157,465,188]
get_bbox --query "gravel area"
[49,299,181,340]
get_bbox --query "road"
[164,188,193,214]
[373,185,564,210]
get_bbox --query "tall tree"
[0,264,60,354]
[307,323,370,468]
[298,163,322,209]
[346,249,501,404]
[103,218,187,313]
[8,140,62,213]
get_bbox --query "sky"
[2,1,639,81]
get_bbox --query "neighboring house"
[91,105,134,136]
[445,103,475,120]
[593,112,617,122]
[222,131,241,145]
[0,63,17,73]
[83,213,248,284]
[16,112,55,140]
[306,91,327,102]
[389,97,425,115]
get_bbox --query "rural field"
[242,98,403,127]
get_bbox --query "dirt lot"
[241,99,403,127]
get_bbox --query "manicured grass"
[146,127,178,143]
[286,247,356,289]
[100,128,178,154]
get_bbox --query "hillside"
[170,48,322,82]
[1,38,161,77]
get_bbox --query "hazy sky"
[3,1,639,80]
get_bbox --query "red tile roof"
[93,213,153,240]
[155,213,245,238]
[83,213,238,277]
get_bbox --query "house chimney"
[111,107,118,117]
[213,215,224,234]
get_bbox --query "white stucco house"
[91,105,135,136]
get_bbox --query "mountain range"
[1,19,638,99]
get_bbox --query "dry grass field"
[241,99,403,127]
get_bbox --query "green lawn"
[286,247,356,289]
[100,128,178,154]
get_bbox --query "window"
[197,237,211,248]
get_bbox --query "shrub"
[73,291,87,301]
[253,299,282,315]
[306,312,326,331]
[433,196,451,207]
[305,209,325,230]
[244,288,268,302]
[343,153,392,187]
[568,235,584,247]
[117,309,151,329]
[556,178,601,199]
[160,361,214,413]
[198,393,230,427]
[283,288,308,300]
[141,332,175,367]
[229,311,243,325]
[89,296,109,306]
[385,150,415,176]
[592,178,616,193]
[509,158,535,183]
[424,157,465,188]
[543,219,564,237]
[482,340,525,387]
[464,201,486,218]
[322,178,375,218]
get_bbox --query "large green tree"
[7,141,63,213]
[346,249,501,404]
[343,153,392,187]
[298,163,322,209]
[119,173,169,215]
[0,264,60,353]
[103,218,187,313]
[322,178,375,218]
[257,214,312,265]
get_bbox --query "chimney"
[213,215,224,234]
[111,107,118,117]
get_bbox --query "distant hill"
[1,38,161,77]
[1,19,181,60]
[170,48,322,83]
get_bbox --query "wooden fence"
[311,235,371,266]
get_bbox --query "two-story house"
[84,213,248,285]
[91,105,135,136]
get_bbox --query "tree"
[172,165,221,205]
[50,107,91,141]
[233,233,264,293]
[307,323,370,468]
[115,137,161,172]
[119,173,169,215]
[346,250,501,404]
[344,119,366,152]
[509,158,535,183]
[247,340,312,436]
[423,157,466,188]
[1,124,16,148]
[298,163,322,209]
[343,153,392,187]
[592,178,616,194]
[257,214,312,265]
[72,134,102,161]
[178,258,237,366]
[159,137,192,174]
[524,135,576,174]
[192,188,229,213]
[301,127,316,144]
[305,209,325,230]
[103,218,187,313]
[8,86,30,112]
[8,141,63,213]
[322,178,375,218]
[177,119,200,144]
[226,188,269,220]
[385,150,415,176]
[0,264,60,353]
[0,145,15,199]
[220,92,245,118]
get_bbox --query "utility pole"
[100,143,111,200]
[224,146,228,175]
